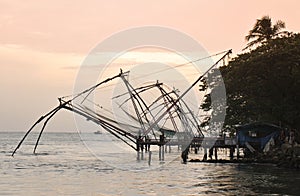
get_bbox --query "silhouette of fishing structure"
[12,50,232,163]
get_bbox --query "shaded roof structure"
[236,122,281,151]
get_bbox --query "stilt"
[148,151,152,166]
[214,147,218,160]
[236,144,240,160]
[162,145,165,161]
[145,136,149,152]
[141,143,144,160]
[137,140,140,161]
[236,135,239,160]
[203,147,207,161]
[159,134,164,161]
[230,147,234,160]
[209,148,213,160]
[137,151,140,161]
[159,145,161,161]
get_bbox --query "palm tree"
[244,15,287,50]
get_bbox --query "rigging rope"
[61,50,230,99]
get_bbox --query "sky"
[1,0,300,132]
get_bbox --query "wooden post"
[236,134,239,160]
[214,147,218,160]
[145,135,150,152]
[203,147,207,161]
[209,148,213,160]
[159,134,165,161]
[137,139,140,161]
[236,144,239,160]
[195,146,198,154]
[141,142,144,160]
[159,145,161,161]
[162,145,165,161]
[148,151,152,166]
[230,147,234,160]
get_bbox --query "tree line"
[200,16,300,141]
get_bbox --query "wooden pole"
[214,147,218,160]
[162,145,165,161]
[159,145,161,161]
[148,151,152,166]
[203,147,207,161]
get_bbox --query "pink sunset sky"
[1,0,299,131]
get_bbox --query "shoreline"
[189,145,300,169]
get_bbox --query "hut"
[236,122,281,154]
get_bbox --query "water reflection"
[1,132,299,195]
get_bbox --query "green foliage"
[199,16,300,140]
[221,33,300,133]
[199,68,226,133]
[244,15,288,50]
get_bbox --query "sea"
[1,131,300,196]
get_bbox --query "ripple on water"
[1,132,300,196]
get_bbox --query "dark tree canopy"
[199,17,299,142]
[221,33,300,132]
[244,15,288,50]
[200,33,300,142]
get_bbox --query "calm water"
[1,132,300,195]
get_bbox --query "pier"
[135,135,240,163]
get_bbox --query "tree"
[244,15,288,50]
[199,68,227,136]
[221,33,300,142]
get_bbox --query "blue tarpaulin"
[236,123,281,150]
